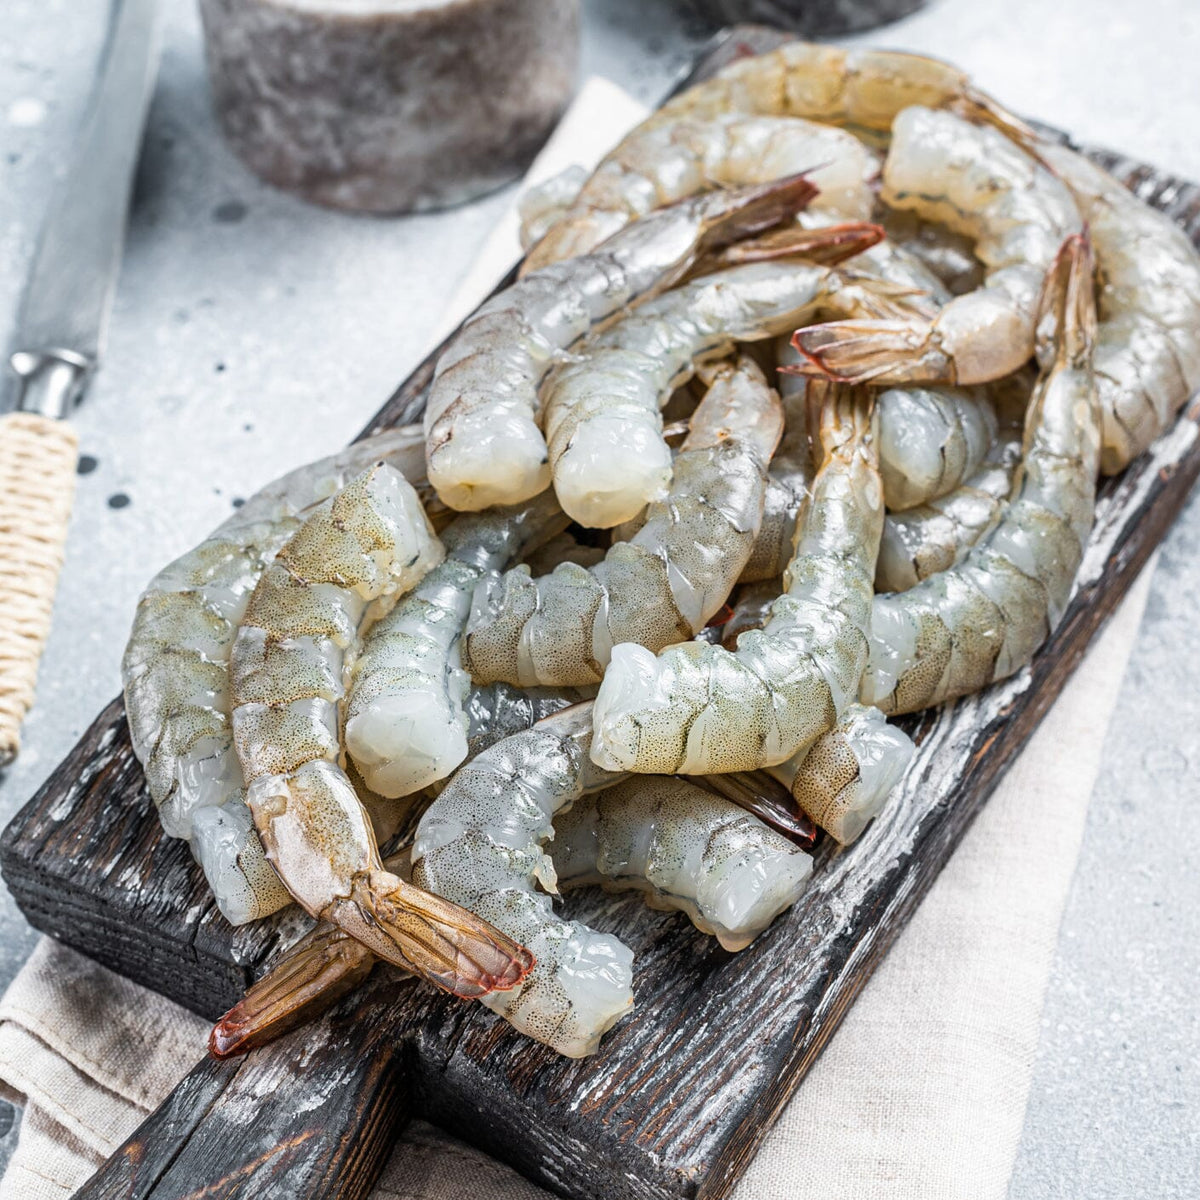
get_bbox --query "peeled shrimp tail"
[209,924,375,1058]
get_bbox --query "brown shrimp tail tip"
[1036,232,1097,368]
[704,221,885,270]
[789,317,951,386]
[209,925,375,1059]
[330,870,535,1000]
[694,174,819,254]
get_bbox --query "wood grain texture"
[7,24,1200,1200]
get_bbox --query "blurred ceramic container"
[197,0,580,214]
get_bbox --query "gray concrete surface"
[0,0,1196,1191]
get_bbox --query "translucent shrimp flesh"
[423,176,815,513]
[876,383,998,511]
[794,106,1083,387]
[343,493,567,798]
[863,234,1099,714]
[590,382,883,775]
[121,427,427,925]
[543,232,896,529]
[1036,142,1200,473]
[463,356,783,687]
[410,703,633,1057]
[230,463,533,997]
[552,775,812,951]
[522,113,880,271]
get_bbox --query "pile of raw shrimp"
[122,43,1200,1060]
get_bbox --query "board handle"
[0,410,78,766]
[74,975,410,1200]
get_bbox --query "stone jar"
[198,0,580,214]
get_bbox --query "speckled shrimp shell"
[423,175,816,513]
[521,114,879,272]
[411,703,634,1058]
[770,703,915,845]
[590,382,883,776]
[343,493,567,799]
[863,235,1099,714]
[121,427,427,925]
[553,775,812,952]
[795,106,1083,387]
[462,357,782,688]
[230,464,533,998]
[1035,143,1200,473]
[543,236,896,529]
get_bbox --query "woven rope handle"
[0,412,78,766]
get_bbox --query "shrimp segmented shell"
[230,463,533,997]
[344,494,567,798]
[590,382,883,775]
[463,357,783,687]
[543,234,894,529]
[769,703,915,844]
[553,775,812,952]
[1036,143,1200,473]
[522,113,879,272]
[795,107,1083,387]
[411,703,633,1058]
[122,427,427,925]
[864,235,1099,713]
[424,176,815,513]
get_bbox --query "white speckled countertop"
[1,0,1197,1191]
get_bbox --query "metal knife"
[0,0,162,765]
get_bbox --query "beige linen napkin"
[0,78,1161,1200]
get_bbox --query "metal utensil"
[0,0,162,765]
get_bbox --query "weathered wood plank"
[7,23,1200,1200]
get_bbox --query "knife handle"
[0,411,78,766]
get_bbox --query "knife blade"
[0,0,162,766]
[4,0,163,416]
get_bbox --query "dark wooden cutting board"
[4,24,1200,1200]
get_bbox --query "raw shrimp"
[590,382,883,775]
[1035,142,1200,473]
[344,494,566,798]
[230,463,533,997]
[212,772,809,1055]
[794,107,1083,387]
[410,703,633,1057]
[876,450,1017,593]
[463,357,782,688]
[122,427,427,925]
[770,703,915,844]
[595,41,1030,158]
[876,384,997,511]
[522,114,879,271]
[552,775,812,951]
[879,208,984,296]
[423,176,815,513]
[737,340,814,584]
[863,234,1098,713]
[543,231,894,529]
[517,165,589,251]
